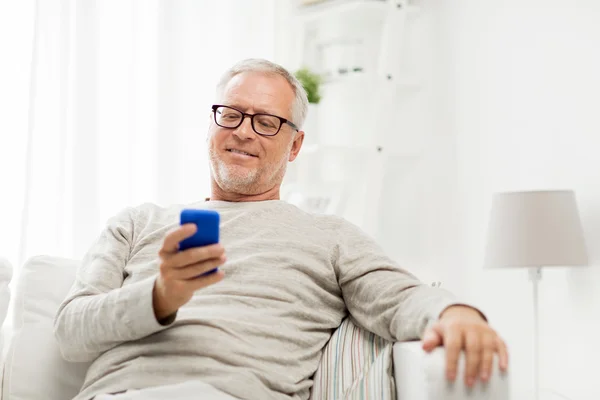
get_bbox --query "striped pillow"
[310,317,395,400]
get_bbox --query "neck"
[209,180,281,202]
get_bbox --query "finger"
[444,327,463,382]
[159,224,197,257]
[479,334,495,382]
[464,330,481,387]
[167,244,225,269]
[422,324,443,352]
[189,269,225,290]
[496,337,509,371]
[177,255,227,280]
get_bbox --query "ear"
[288,131,304,162]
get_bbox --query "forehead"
[218,72,295,117]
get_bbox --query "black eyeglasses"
[211,104,299,137]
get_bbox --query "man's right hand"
[153,223,226,322]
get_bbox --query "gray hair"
[215,58,309,130]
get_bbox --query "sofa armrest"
[393,342,510,400]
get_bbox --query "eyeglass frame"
[211,104,299,137]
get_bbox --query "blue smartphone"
[179,209,220,276]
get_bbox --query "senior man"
[54,58,508,400]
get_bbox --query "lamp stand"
[528,267,542,400]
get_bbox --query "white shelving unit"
[282,0,426,237]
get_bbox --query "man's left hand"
[421,305,509,387]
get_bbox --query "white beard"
[208,142,293,195]
[211,156,260,192]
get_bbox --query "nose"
[232,115,255,140]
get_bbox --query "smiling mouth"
[227,149,257,158]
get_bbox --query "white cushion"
[2,256,90,400]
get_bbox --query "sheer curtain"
[0,0,277,271]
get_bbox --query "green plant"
[295,67,323,104]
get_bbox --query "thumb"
[421,323,443,352]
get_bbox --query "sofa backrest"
[2,256,91,400]
[1,256,398,400]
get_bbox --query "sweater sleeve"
[336,219,481,342]
[53,207,173,362]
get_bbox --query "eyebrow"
[227,103,281,117]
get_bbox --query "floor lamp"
[483,190,589,400]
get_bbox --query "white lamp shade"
[484,190,589,268]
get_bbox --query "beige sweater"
[54,200,461,400]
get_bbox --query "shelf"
[297,0,421,23]
[301,144,380,153]
[300,143,422,158]
[320,71,421,90]
[297,0,388,22]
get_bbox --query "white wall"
[437,1,600,399]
